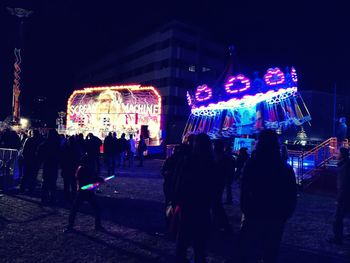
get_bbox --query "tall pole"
[333,82,337,137]
[7,7,33,124]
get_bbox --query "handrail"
[287,137,338,185]
[301,137,337,158]
[302,155,336,179]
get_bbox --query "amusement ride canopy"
[183,60,311,140]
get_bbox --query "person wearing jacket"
[38,129,61,204]
[328,147,350,245]
[103,132,115,175]
[137,135,147,167]
[20,129,42,193]
[85,133,102,173]
[65,154,104,232]
[212,140,233,234]
[173,133,215,263]
[239,129,297,263]
[61,136,81,201]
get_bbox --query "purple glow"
[195,85,212,102]
[264,68,285,85]
[225,74,251,94]
[291,67,298,82]
[187,91,192,106]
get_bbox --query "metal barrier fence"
[0,148,20,192]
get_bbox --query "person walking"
[239,129,297,263]
[64,154,105,233]
[328,147,350,245]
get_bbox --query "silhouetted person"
[162,145,183,207]
[224,143,236,204]
[64,154,104,233]
[280,144,289,163]
[128,134,136,167]
[137,135,147,167]
[76,133,86,155]
[212,140,233,233]
[38,129,61,204]
[61,136,80,201]
[336,117,348,146]
[119,133,128,168]
[103,132,115,175]
[328,147,350,245]
[86,133,102,172]
[20,130,41,193]
[239,129,297,263]
[235,147,249,181]
[173,133,215,263]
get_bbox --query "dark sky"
[0,0,348,124]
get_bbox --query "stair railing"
[288,137,338,185]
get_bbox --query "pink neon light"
[195,85,212,102]
[264,68,285,85]
[225,74,251,94]
[291,67,298,82]
[186,91,192,106]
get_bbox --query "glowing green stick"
[80,175,115,190]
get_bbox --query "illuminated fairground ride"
[66,85,162,146]
[183,66,311,140]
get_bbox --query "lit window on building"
[202,67,211,72]
[188,65,196,72]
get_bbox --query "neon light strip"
[186,91,192,106]
[195,85,212,102]
[225,74,251,94]
[291,67,298,82]
[191,87,298,114]
[264,67,285,85]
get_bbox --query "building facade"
[75,21,226,143]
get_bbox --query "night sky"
[0,0,348,125]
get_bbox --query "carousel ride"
[183,53,311,140]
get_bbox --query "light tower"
[6,7,33,125]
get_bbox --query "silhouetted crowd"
[0,129,147,205]
[1,127,349,263]
[162,130,298,263]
